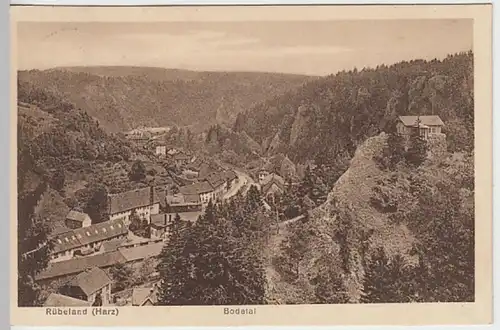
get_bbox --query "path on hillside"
[264,214,305,303]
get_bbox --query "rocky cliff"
[266,129,475,303]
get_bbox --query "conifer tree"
[18,181,52,307]
[157,201,267,305]
[109,262,133,292]
[405,134,428,167]
[157,214,195,305]
[361,248,415,303]
[314,271,350,304]
[360,247,391,303]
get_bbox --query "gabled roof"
[51,219,128,254]
[108,187,160,215]
[101,238,127,253]
[179,181,214,195]
[172,152,191,160]
[51,231,83,254]
[262,174,285,195]
[204,172,227,189]
[132,287,158,306]
[183,193,201,204]
[119,242,164,262]
[73,219,128,247]
[43,293,91,307]
[68,267,112,296]
[66,210,90,223]
[223,170,238,182]
[150,214,169,228]
[36,251,127,281]
[166,193,186,205]
[398,115,444,127]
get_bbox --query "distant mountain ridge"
[18,67,317,133]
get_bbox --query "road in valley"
[223,168,259,200]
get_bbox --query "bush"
[405,134,428,167]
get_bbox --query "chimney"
[150,186,154,205]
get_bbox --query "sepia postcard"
[10,4,493,327]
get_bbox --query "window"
[57,239,62,244]
[77,234,82,239]
[95,230,99,234]
[86,232,91,236]
[117,224,122,228]
[110,225,114,230]
[102,228,107,233]
[72,236,76,240]
[64,237,69,242]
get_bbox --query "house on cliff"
[396,115,447,158]
[396,115,445,140]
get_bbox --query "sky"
[17,20,473,76]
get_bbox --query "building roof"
[51,230,84,254]
[36,251,127,281]
[73,219,128,247]
[43,293,91,307]
[108,187,160,215]
[66,210,90,223]
[262,174,285,195]
[101,238,127,253]
[132,287,158,306]
[51,219,128,254]
[203,172,226,189]
[182,194,201,204]
[198,163,216,180]
[398,115,444,127]
[50,224,73,236]
[179,181,214,195]
[172,153,191,161]
[68,267,113,296]
[119,242,164,263]
[202,170,236,190]
[151,214,169,228]
[119,234,153,248]
[186,158,206,171]
[173,211,201,223]
[166,193,186,205]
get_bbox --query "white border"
[6,1,497,330]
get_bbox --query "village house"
[49,218,128,263]
[37,251,127,284]
[261,174,286,200]
[36,242,164,286]
[150,193,203,239]
[108,186,160,225]
[155,145,167,157]
[167,148,179,156]
[171,152,191,167]
[258,169,270,185]
[65,210,92,229]
[396,115,445,140]
[43,293,91,307]
[150,211,201,239]
[177,170,238,206]
[179,181,215,205]
[132,282,160,306]
[202,170,239,200]
[59,267,113,306]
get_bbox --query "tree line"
[156,186,270,305]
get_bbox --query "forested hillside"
[234,52,474,184]
[18,68,315,133]
[267,133,474,304]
